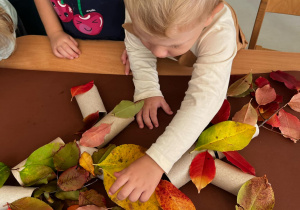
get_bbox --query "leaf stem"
[261,125,299,141]
[258,103,288,128]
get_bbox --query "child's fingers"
[128,188,144,202]
[109,174,129,196]
[161,100,173,115]
[150,108,159,127]
[124,60,130,75]
[136,110,144,128]
[140,190,153,203]
[57,46,73,59]
[69,36,79,47]
[62,43,78,59]
[117,182,135,201]
[53,48,64,58]
[121,50,127,64]
[143,108,153,129]
[65,39,81,56]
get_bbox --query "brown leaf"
[71,81,94,100]
[57,166,89,191]
[80,123,112,147]
[278,109,300,143]
[79,189,106,207]
[232,101,257,126]
[255,85,276,105]
[288,92,300,112]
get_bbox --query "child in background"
[111,0,247,203]
[34,0,125,59]
[0,0,18,61]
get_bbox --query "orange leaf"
[189,151,215,193]
[288,92,300,113]
[155,180,196,210]
[80,123,111,147]
[223,151,255,175]
[278,109,300,143]
[211,99,230,124]
[67,205,79,210]
[232,101,257,126]
[265,114,280,128]
[71,81,94,100]
[255,84,276,105]
[79,152,95,176]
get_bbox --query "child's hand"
[109,155,164,202]
[121,49,130,75]
[49,31,81,59]
[137,96,173,129]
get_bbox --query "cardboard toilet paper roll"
[77,141,98,155]
[75,85,106,118]
[0,186,35,209]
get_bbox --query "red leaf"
[255,77,270,88]
[255,84,276,105]
[278,109,300,143]
[223,151,255,175]
[211,99,231,124]
[80,123,111,147]
[288,92,300,112]
[57,166,89,191]
[155,180,196,210]
[189,151,216,193]
[266,114,280,128]
[257,102,279,121]
[71,81,94,100]
[270,70,300,91]
[76,111,100,135]
[274,95,283,103]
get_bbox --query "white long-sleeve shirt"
[125,5,237,173]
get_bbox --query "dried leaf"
[227,73,252,97]
[79,189,106,207]
[79,152,95,176]
[288,92,300,112]
[77,206,106,210]
[232,101,258,126]
[223,151,255,175]
[257,102,279,121]
[255,77,270,88]
[278,109,300,143]
[76,111,100,135]
[211,99,230,124]
[0,162,10,188]
[112,100,144,118]
[255,84,276,106]
[53,142,80,171]
[270,70,300,91]
[98,144,160,209]
[71,81,94,100]
[57,166,89,191]
[237,175,275,210]
[80,123,112,148]
[194,121,256,152]
[25,142,64,170]
[155,180,196,210]
[20,165,56,186]
[10,197,53,210]
[189,151,216,193]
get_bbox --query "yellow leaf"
[98,144,160,210]
[79,152,95,176]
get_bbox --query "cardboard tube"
[75,85,106,118]
[0,186,35,209]
[77,141,98,155]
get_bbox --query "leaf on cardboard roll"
[79,152,95,176]
[270,70,300,91]
[236,175,275,210]
[76,111,100,135]
[71,81,94,100]
[189,151,216,193]
[79,189,106,207]
[57,166,89,191]
[194,121,256,152]
[288,92,300,112]
[25,142,64,170]
[53,142,80,171]
[278,109,300,143]
[232,101,258,126]
[155,180,196,210]
[0,162,10,188]
[211,99,231,124]
[227,73,252,97]
[20,165,56,186]
[223,151,255,175]
[80,123,112,148]
[9,197,53,210]
[98,144,160,210]
[255,84,277,106]
[112,100,144,118]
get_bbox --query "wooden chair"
[248,0,300,50]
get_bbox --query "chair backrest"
[248,0,300,49]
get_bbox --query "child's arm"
[34,0,80,59]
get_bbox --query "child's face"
[133,23,206,58]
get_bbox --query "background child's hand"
[137,96,173,129]
[121,49,130,75]
[109,155,164,202]
[49,31,81,59]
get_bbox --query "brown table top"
[0,67,299,209]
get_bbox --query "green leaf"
[194,121,256,152]
[33,180,58,198]
[53,142,80,171]
[92,144,116,175]
[0,162,10,188]
[55,190,80,200]
[57,166,89,191]
[79,189,106,207]
[112,100,144,118]
[237,175,275,210]
[235,83,257,98]
[25,142,64,169]
[227,73,252,97]
[20,165,56,186]
[10,197,53,210]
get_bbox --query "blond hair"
[0,7,15,58]
[124,0,220,37]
